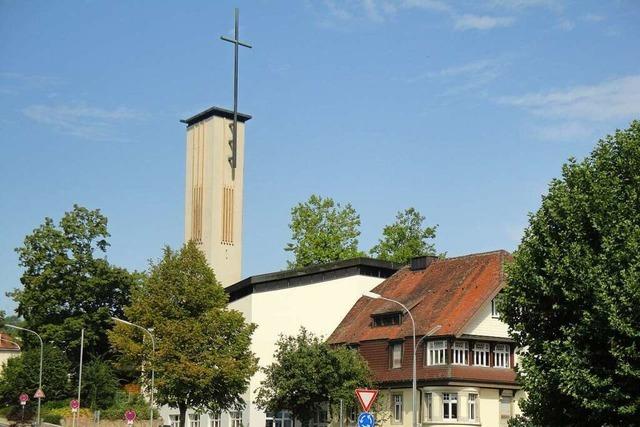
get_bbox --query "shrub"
[100,391,158,420]
[42,413,61,425]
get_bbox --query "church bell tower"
[181,107,251,287]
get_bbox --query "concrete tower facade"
[182,106,251,287]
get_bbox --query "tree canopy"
[0,345,71,405]
[109,242,258,427]
[285,195,363,268]
[10,205,141,361]
[255,328,373,425]
[369,207,437,264]
[500,121,640,425]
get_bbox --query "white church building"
[159,105,522,427]
[159,106,399,427]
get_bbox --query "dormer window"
[491,297,500,318]
[372,312,402,327]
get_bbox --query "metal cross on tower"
[221,8,252,171]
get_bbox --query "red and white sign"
[125,410,137,425]
[34,389,45,399]
[355,388,379,412]
[19,393,29,406]
[70,399,80,412]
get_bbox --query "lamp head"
[362,291,381,299]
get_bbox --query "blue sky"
[1,0,638,314]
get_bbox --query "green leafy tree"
[285,195,363,268]
[0,345,71,404]
[499,121,640,426]
[10,205,142,361]
[109,242,258,427]
[255,328,373,426]
[369,208,437,264]
[81,357,119,410]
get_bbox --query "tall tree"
[285,195,363,268]
[255,328,372,426]
[109,242,258,427]
[10,205,141,361]
[0,345,71,405]
[369,207,437,264]
[500,121,640,426]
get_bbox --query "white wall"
[345,386,518,427]
[461,298,509,339]
[229,274,386,427]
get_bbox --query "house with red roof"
[328,250,523,427]
[0,332,21,373]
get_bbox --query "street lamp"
[6,324,43,426]
[112,317,155,427]
[362,292,417,427]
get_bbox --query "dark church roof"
[226,258,400,303]
[181,106,252,127]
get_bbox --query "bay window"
[452,341,468,365]
[473,342,490,366]
[442,393,457,420]
[494,344,510,368]
[426,340,447,365]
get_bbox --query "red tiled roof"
[328,250,511,344]
[0,333,20,351]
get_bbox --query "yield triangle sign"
[355,388,379,412]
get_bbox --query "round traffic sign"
[70,399,80,411]
[19,393,29,405]
[125,410,137,425]
[357,412,375,427]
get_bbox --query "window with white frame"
[491,297,500,318]
[230,411,242,427]
[170,415,180,427]
[473,342,490,366]
[210,412,221,427]
[452,341,468,365]
[189,413,201,427]
[494,344,510,368]
[442,393,458,420]
[392,394,403,423]
[269,411,292,427]
[390,342,403,368]
[424,393,432,421]
[468,393,478,421]
[426,340,447,365]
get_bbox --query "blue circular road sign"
[358,412,375,427]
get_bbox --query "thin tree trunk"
[179,402,187,427]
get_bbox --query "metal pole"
[112,318,155,427]
[339,399,343,427]
[374,297,417,427]
[220,8,252,172]
[78,328,84,401]
[232,7,239,170]
[5,324,43,426]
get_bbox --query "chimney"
[410,255,438,271]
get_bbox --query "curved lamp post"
[362,292,417,427]
[6,324,43,426]
[112,317,155,427]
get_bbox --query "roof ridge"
[440,249,510,261]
